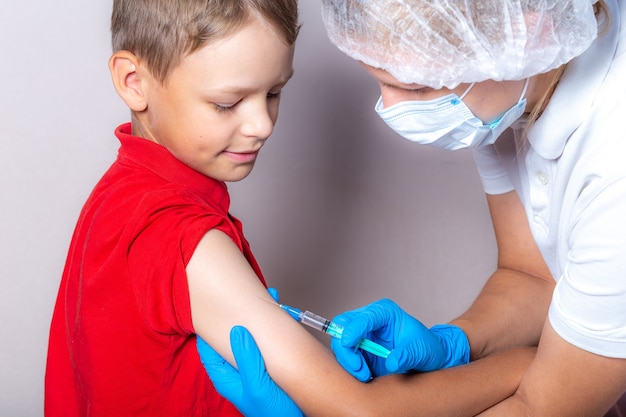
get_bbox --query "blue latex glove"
[197,326,303,417]
[266,287,280,304]
[196,288,303,417]
[330,298,470,382]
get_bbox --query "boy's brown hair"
[111,0,300,84]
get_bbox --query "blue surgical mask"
[375,79,529,150]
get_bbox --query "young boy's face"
[134,16,295,182]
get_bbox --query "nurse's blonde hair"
[524,1,609,133]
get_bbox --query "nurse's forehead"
[358,61,428,90]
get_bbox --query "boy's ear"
[109,51,148,112]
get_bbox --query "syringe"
[280,303,391,359]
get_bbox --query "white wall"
[0,1,496,415]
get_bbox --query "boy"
[46,1,535,416]
[45,1,299,415]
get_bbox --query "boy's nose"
[241,102,275,140]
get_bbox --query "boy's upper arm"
[186,229,373,417]
[186,229,272,364]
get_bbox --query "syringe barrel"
[300,311,344,338]
[299,310,391,358]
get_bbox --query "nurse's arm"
[451,190,555,357]
[477,323,626,416]
[472,184,626,415]
[187,229,534,417]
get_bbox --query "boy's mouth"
[222,150,259,163]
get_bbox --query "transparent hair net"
[321,0,600,89]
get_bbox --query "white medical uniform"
[473,0,626,361]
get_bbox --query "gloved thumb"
[230,326,267,391]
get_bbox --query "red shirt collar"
[114,123,230,211]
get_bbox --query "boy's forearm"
[363,347,535,417]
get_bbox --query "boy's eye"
[212,91,282,114]
[213,102,236,113]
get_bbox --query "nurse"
[199,0,626,415]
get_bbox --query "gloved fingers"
[388,335,446,373]
[339,299,401,347]
[386,340,427,373]
[229,326,305,417]
[196,336,243,399]
[331,312,366,348]
[197,336,235,372]
[385,349,403,374]
[429,324,471,367]
[330,337,373,382]
[230,325,269,394]
[267,287,280,303]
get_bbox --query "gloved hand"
[330,298,470,382]
[197,326,303,417]
[196,287,303,417]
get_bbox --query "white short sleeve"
[549,177,626,358]
[472,145,515,195]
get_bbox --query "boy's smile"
[131,14,295,182]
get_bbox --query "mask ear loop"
[451,83,475,106]
[458,79,529,103]
[518,78,530,102]
[458,83,475,101]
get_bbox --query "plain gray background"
[0,1,497,415]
